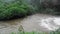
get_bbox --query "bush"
[0,0,32,20]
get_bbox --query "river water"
[0,14,60,34]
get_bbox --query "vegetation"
[0,0,60,34]
[0,0,33,20]
[0,0,60,21]
[10,31,60,34]
[11,32,46,34]
[0,0,60,20]
[10,28,60,34]
[30,0,60,15]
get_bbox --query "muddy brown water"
[0,14,60,34]
[0,19,22,34]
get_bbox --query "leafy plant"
[0,0,32,20]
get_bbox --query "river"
[0,14,60,34]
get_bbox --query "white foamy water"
[21,14,60,32]
[54,18,60,25]
[39,17,60,31]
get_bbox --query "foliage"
[34,0,60,15]
[10,27,60,34]
[0,0,32,20]
[10,31,60,34]
[11,31,46,34]
[0,0,60,20]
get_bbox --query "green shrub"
[0,0,32,20]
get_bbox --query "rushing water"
[0,14,60,34]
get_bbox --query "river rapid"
[0,14,60,34]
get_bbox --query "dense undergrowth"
[0,0,60,20]
[0,0,33,20]
[29,0,60,15]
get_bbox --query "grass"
[10,28,60,34]
[10,31,60,34]
[11,32,46,34]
